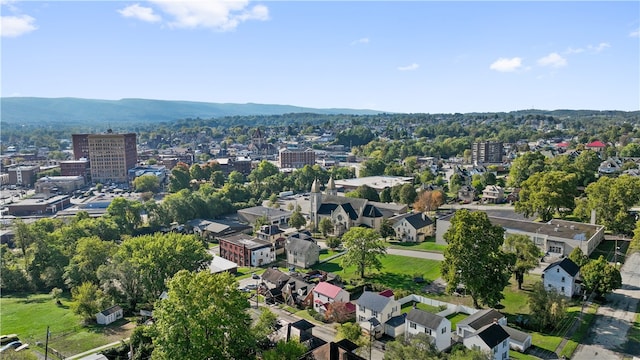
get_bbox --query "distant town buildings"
[472,142,503,164]
[278,147,316,169]
[72,130,137,184]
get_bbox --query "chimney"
[590,209,597,225]
[493,318,498,324]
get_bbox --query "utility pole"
[44,326,50,360]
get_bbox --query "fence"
[397,293,477,318]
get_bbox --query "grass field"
[445,313,468,331]
[312,254,441,293]
[400,301,441,314]
[319,248,343,261]
[387,239,447,253]
[1,293,134,357]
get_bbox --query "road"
[573,252,640,359]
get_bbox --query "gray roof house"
[286,235,320,269]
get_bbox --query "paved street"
[573,252,640,359]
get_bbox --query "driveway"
[573,252,640,359]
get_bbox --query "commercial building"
[472,142,503,164]
[60,159,90,180]
[7,165,39,187]
[278,147,316,169]
[6,195,71,216]
[35,176,85,195]
[72,131,137,184]
[219,234,275,267]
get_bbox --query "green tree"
[99,233,211,311]
[379,218,396,240]
[568,247,589,268]
[379,187,392,203]
[507,151,546,188]
[0,245,31,293]
[528,281,568,331]
[288,211,306,230]
[169,164,191,193]
[71,282,109,323]
[581,256,622,296]
[64,236,114,288]
[133,174,161,193]
[262,339,308,360]
[252,308,278,348]
[384,333,439,360]
[441,210,513,308]
[399,183,417,205]
[228,170,244,185]
[319,217,333,237]
[515,171,578,221]
[360,158,386,177]
[189,164,206,181]
[13,219,35,267]
[249,160,279,183]
[106,197,143,234]
[586,175,640,234]
[340,227,387,278]
[346,185,380,202]
[150,270,253,360]
[503,234,542,290]
[631,220,640,253]
[620,142,640,157]
[325,236,341,250]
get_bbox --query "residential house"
[542,257,581,297]
[405,308,451,351]
[392,212,434,242]
[598,157,623,175]
[286,233,320,269]
[585,140,607,152]
[457,185,476,204]
[313,282,349,314]
[309,339,366,360]
[482,185,504,204]
[96,305,123,325]
[500,325,532,352]
[356,291,400,338]
[456,309,506,339]
[256,224,287,255]
[462,323,510,360]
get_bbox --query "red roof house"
[585,140,607,151]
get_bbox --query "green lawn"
[623,301,640,355]
[445,313,468,331]
[312,254,441,293]
[590,239,630,264]
[1,293,134,357]
[400,301,441,314]
[319,248,343,261]
[387,239,447,253]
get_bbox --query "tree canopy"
[503,234,542,290]
[442,210,513,308]
[340,227,387,278]
[515,170,578,221]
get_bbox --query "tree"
[325,236,341,250]
[515,170,578,221]
[503,234,542,289]
[340,227,387,278]
[379,218,395,240]
[528,281,568,331]
[248,160,279,183]
[399,183,417,205]
[133,174,161,193]
[99,233,211,311]
[252,308,278,348]
[288,210,306,230]
[106,197,143,235]
[64,236,114,288]
[586,175,640,234]
[71,282,109,324]
[169,164,191,193]
[336,322,368,348]
[413,190,445,213]
[620,142,640,157]
[262,340,308,360]
[150,270,254,360]
[441,210,513,308]
[360,158,386,177]
[632,220,640,253]
[384,333,439,360]
[568,247,589,268]
[379,187,392,203]
[319,217,333,237]
[507,151,546,188]
[581,256,622,296]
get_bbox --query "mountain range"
[0,97,384,125]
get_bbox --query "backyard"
[1,293,135,358]
[387,238,447,253]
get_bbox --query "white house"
[356,291,400,337]
[463,323,510,360]
[313,282,349,314]
[286,232,320,269]
[456,309,506,339]
[405,308,451,351]
[543,257,581,297]
[392,212,434,242]
[500,325,532,352]
[96,305,123,325]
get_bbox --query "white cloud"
[537,52,567,68]
[397,63,419,71]
[588,42,610,52]
[118,4,162,23]
[148,1,269,31]
[1,14,37,37]
[565,47,584,54]
[351,37,369,45]
[630,29,640,38]
[489,57,523,72]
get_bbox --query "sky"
[2,1,639,114]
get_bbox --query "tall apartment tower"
[472,142,503,164]
[72,130,137,183]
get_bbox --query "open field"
[387,239,447,253]
[1,293,134,357]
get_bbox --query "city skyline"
[2,1,639,114]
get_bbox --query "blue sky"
[2,1,639,114]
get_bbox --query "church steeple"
[310,178,322,230]
[326,176,337,196]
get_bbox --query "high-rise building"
[472,142,503,164]
[278,148,316,169]
[72,130,137,183]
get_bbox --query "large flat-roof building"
[73,131,137,184]
[436,212,605,256]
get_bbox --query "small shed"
[96,305,123,325]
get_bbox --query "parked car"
[251,273,260,280]
[0,341,22,353]
[0,335,18,346]
[245,284,258,290]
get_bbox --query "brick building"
[7,165,39,187]
[60,159,90,180]
[219,234,274,267]
[278,148,316,169]
[73,131,137,183]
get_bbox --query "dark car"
[0,341,22,353]
[251,273,260,280]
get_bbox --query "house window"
[442,327,446,334]
[561,277,565,282]
[372,311,378,317]
[561,287,565,292]
[410,322,416,329]
[557,268,560,273]
[359,305,364,312]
